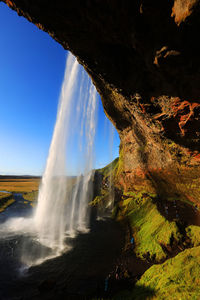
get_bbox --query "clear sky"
[0,2,120,176]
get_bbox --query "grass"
[0,192,11,199]
[98,157,119,179]
[0,192,15,212]
[90,158,118,209]
[117,192,182,262]
[23,190,38,202]
[0,177,40,211]
[0,177,40,192]
[23,190,39,207]
[92,159,200,299]
[114,285,156,300]
[113,188,200,299]
[90,193,108,207]
[0,198,15,212]
[93,160,184,262]
[186,225,200,247]
[133,246,200,299]
[114,247,200,300]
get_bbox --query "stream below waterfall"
[0,200,125,300]
[0,192,32,223]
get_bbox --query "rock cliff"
[3,0,200,204]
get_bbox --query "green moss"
[0,198,15,212]
[91,158,119,209]
[90,194,108,206]
[186,225,200,247]
[98,157,119,179]
[23,191,38,202]
[117,192,181,261]
[115,145,124,178]
[115,247,200,299]
[0,192,15,212]
[114,286,155,300]
[134,247,200,299]
[0,192,11,200]
[129,197,180,261]
[123,190,156,201]
[121,197,133,207]
[137,144,146,154]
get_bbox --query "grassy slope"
[134,246,200,300]
[0,192,15,212]
[93,159,184,262]
[98,157,119,178]
[186,225,200,247]
[93,159,200,299]
[114,192,200,299]
[90,158,119,208]
[117,192,182,262]
[0,192,11,200]
[23,190,38,201]
[118,193,200,298]
[115,247,200,300]
[23,190,38,207]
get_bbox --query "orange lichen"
[35,23,45,30]
[5,0,14,7]
[171,99,200,136]
[171,0,198,26]
[139,103,146,113]
[192,153,200,161]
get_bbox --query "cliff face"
[3,0,200,203]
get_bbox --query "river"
[0,197,125,299]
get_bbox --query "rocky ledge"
[2,0,200,204]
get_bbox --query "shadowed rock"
[2,0,200,202]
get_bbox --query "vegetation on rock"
[23,190,38,207]
[131,247,200,300]
[119,192,182,261]
[23,190,38,202]
[92,158,200,299]
[0,192,15,212]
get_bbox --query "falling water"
[34,52,98,252]
[108,124,115,208]
[96,118,115,221]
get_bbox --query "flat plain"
[0,176,40,193]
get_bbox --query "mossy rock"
[135,246,200,299]
[115,247,200,299]
[117,191,182,262]
[0,198,15,212]
[98,157,119,179]
[23,191,38,202]
[90,194,108,207]
[128,197,181,261]
[186,225,200,247]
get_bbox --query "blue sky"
[0,3,119,175]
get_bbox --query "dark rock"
[38,278,56,293]
[3,0,200,201]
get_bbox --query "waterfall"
[0,51,98,266]
[108,124,115,208]
[34,52,98,251]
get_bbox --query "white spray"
[34,52,98,252]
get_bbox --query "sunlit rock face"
[3,0,200,203]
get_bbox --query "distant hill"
[0,175,41,180]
